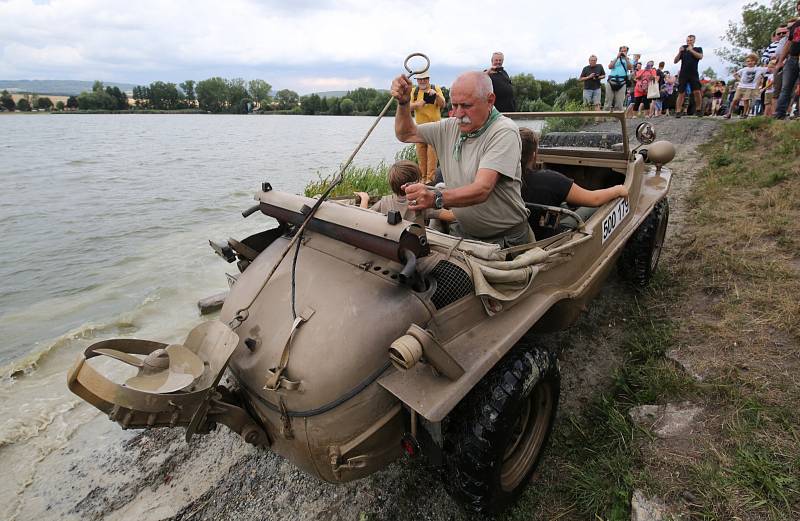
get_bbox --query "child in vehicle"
[355,160,455,224]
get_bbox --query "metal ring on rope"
[403,53,430,78]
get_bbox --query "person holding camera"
[409,72,446,183]
[579,55,606,110]
[486,52,516,112]
[674,34,704,117]
[605,46,632,111]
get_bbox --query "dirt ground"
[62,116,723,521]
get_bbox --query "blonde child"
[724,53,769,119]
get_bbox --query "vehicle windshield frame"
[503,111,629,160]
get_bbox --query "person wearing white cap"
[408,71,445,183]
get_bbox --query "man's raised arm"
[392,75,425,143]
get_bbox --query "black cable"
[242,362,392,417]
[290,229,303,319]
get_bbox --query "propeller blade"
[125,371,196,394]
[123,344,205,394]
[165,344,205,379]
[94,348,144,368]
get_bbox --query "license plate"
[602,198,630,243]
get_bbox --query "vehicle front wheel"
[619,198,669,287]
[443,345,560,514]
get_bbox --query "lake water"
[0,113,418,518]
[0,113,548,519]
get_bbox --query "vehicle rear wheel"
[539,131,623,150]
[619,198,669,287]
[443,345,560,514]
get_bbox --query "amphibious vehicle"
[68,113,675,513]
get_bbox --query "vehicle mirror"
[635,122,656,144]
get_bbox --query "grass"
[506,118,800,520]
[303,144,416,198]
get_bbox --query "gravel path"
[34,116,723,521]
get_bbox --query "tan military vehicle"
[68,113,675,514]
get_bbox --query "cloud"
[0,0,751,87]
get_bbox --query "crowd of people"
[362,11,800,248]
[578,3,800,120]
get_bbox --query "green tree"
[247,79,271,108]
[301,93,322,114]
[275,89,299,110]
[1,90,15,111]
[227,78,250,112]
[92,80,104,92]
[37,97,53,110]
[55,100,65,111]
[17,98,31,111]
[196,77,229,112]
[340,97,354,115]
[720,0,795,68]
[511,73,542,107]
[702,67,718,79]
[106,86,128,110]
[147,81,181,110]
[66,96,78,109]
[179,80,196,103]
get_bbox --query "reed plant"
[304,145,418,198]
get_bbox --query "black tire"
[619,198,669,286]
[539,131,623,150]
[443,345,560,514]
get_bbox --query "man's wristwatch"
[433,190,444,209]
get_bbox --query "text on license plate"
[602,198,630,243]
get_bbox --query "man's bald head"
[450,72,496,133]
[453,71,494,98]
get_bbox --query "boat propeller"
[94,343,205,394]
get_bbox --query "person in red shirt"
[626,60,658,118]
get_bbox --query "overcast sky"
[1,0,753,94]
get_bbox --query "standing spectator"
[486,52,516,112]
[763,26,787,64]
[650,62,667,117]
[771,24,791,108]
[710,81,725,116]
[409,72,446,183]
[724,54,769,119]
[775,3,800,120]
[627,60,658,118]
[674,34,704,117]
[579,55,606,110]
[763,61,777,116]
[605,45,632,111]
[661,72,676,116]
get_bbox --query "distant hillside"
[0,80,136,96]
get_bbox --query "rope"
[229,53,430,330]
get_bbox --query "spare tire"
[539,131,624,150]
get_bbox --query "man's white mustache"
[458,116,472,125]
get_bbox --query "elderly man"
[579,55,606,110]
[391,71,531,247]
[409,72,446,183]
[486,52,516,112]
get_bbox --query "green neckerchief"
[453,107,501,160]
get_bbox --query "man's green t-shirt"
[417,116,528,239]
